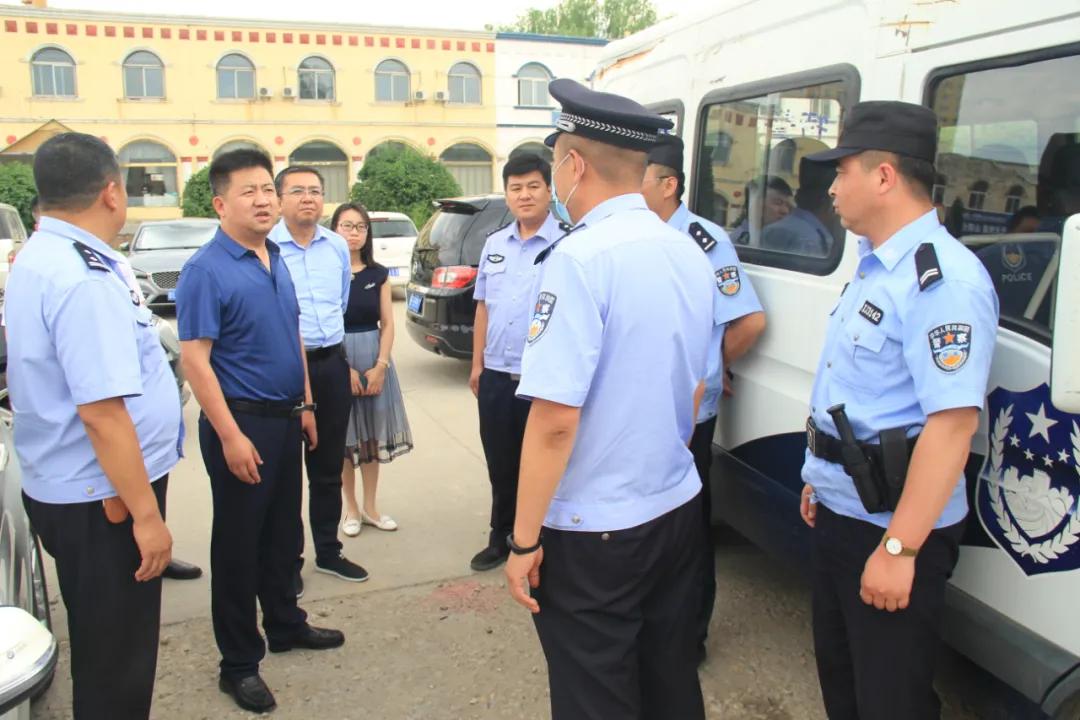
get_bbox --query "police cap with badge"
[544,79,673,151]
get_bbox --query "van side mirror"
[0,606,58,714]
[1051,213,1080,413]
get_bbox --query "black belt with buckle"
[305,343,344,362]
[806,417,918,466]
[226,398,306,419]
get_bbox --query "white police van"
[591,1,1080,715]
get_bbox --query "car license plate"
[167,290,176,302]
[388,267,400,277]
[407,292,423,314]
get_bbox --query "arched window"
[367,141,410,159]
[213,140,269,159]
[290,141,348,202]
[123,50,164,99]
[711,132,733,166]
[119,140,178,207]
[770,139,797,173]
[299,57,335,101]
[375,59,410,102]
[31,47,76,97]
[1005,184,1025,214]
[968,180,989,210]
[448,62,481,105]
[217,54,255,99]
[509,142,553,165]
[440,143,492,195]
[517,63,551,107]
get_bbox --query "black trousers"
[23,476,168,720]
[299,348,351,564]
[689,416,718,653]
[201,412,308,679]
[477,368,531,548]
[532,496,706,720]
[812,504,963,720]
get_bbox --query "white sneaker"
[342,515,362,537]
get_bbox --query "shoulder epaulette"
[535,223,586,265]
[914,242,943,291]
[688,221,718,253]
[72,240,111,273]
[486,221,513,237]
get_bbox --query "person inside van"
[761,158,839,256]
[730,175,793,244]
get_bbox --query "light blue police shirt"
[6,217,183,504]
[667,203,764,423]
[761,207,833,257]
[473,211,562,375]
[518,194,715,532]
[270,219,351,349]
[803,210,999,528]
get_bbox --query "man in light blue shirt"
[468,153,565,572]
[798,101,998,719]
[6,133,180,719]
[271,166,366,587]
[641,133,766,664]
[504,80,714,720]
[761,157,841,257]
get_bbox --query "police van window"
[694,79,849,275]
[928,49,1080,344]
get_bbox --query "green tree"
[0,162,38,231]
[500,0,657,39]
[181,166,216,218]
[350,145,461,229]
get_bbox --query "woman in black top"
[331,203,413,537]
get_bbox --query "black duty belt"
[226,398,306,419]
[305,343,343,362]
[806,417,918,467]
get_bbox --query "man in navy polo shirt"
[176,150,345,715]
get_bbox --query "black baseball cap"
[647,133,684,172]
[805,101,938,164]
[544,79,673,152]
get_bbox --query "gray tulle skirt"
[343,329,414,465]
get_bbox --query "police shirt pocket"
[481,262,507,299]
[133,304,154,326]
[835,321,891,396]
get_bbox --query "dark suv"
[405,195,516,359]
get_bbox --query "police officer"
[6,132,180,719]
[468,152,566,572]
[176,150,344,714]
[641,133,766,664]
[270,165,368,591]
[798,102,998,719]
[504,79,715,719]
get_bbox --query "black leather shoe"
[162,558,203,581]
[268,625,345,653]
[470,545,509,572]
[219,673,276,714]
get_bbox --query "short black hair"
[502,153,551,188]
[861,151,935,199]
[650,163,685,201]
[33,132,120,212]
[1006,205,1039,233]
[209,149,274,197]
[275,165,325,195]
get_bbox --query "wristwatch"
[297,402,317,414]
[882,533,918,557]
[506,533,542,555]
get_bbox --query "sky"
[41,0,710,32]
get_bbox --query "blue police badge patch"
[716,266,740,296]
[487,253,505,264]
[927,323,971,372]
[527,292,557,344]
[976,384,1080,575]
[1002,243,1026,272]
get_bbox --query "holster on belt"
[878,427,910,511]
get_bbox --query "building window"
[440,143,492,195]
[509,141,553,164]
[119,140,178,207]
[31,47,76,97]
[123,50,164,99]
[217,54,255,99]
[769,139,797,173]
[932,173,947,205]
[968,180,989,210]
[517,63,551,107]
[290,141,348,202]
[299,56,335,101]
[374,59,410,102]
[213,140,269,159]
[710,132,733,166]
[448,62,481,105]
[1005,184,1024,214]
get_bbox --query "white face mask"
[551,152,581,225]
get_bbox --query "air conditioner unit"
[413,90,426,102]
[282,86,297,99]
[258,86,273,98]
[435,90,447,102]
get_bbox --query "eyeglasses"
[284,187,324,198]
[337,222,369,232]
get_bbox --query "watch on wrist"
[882,533,918,557]
[298,402,317,414]
[506,533,542,555]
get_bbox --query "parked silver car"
[124,218,218,306]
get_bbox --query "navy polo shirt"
[176,228,305,402]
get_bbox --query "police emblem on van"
[927,323,971,372]
[716,266,740,296]
[487,253,505,264]
[1002,243,1026,272]
[976,384,1080,575]
[528,292,557,344]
